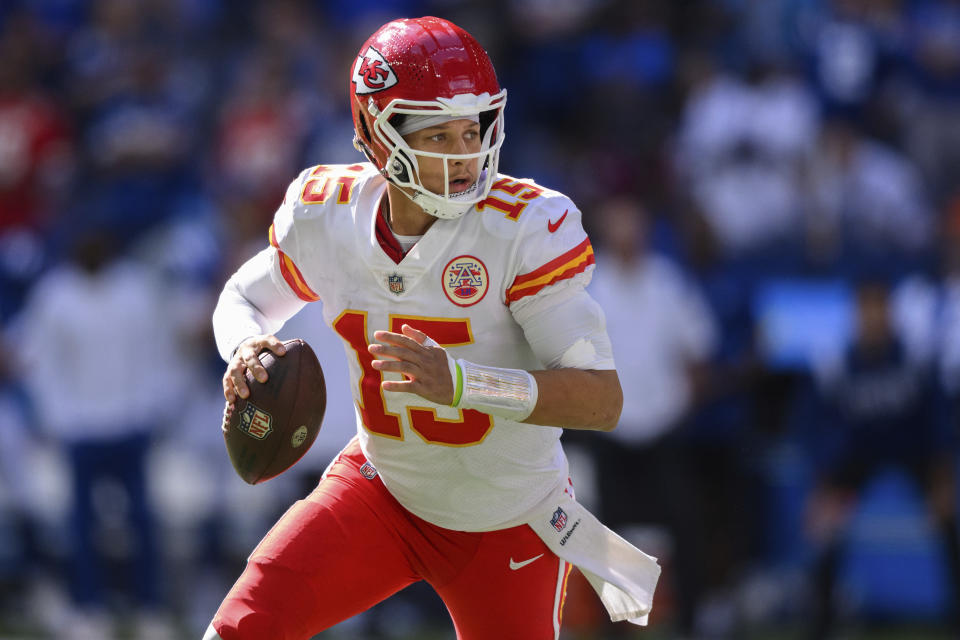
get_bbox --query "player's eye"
[429,133,445,143]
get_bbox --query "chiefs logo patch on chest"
[442,255,488,307]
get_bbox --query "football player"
[206,16,659,640]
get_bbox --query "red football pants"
[211,440,572,639]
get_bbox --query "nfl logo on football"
[550,507,568,532]
[387,273,404,295]
[239,403,273,440]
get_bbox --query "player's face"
[403,119,482,195]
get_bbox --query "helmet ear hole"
[478,109,498,138]
[354,135,378,166]
[391,149,412,182]
[358,113,372,143]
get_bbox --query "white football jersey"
[264,162,597,531]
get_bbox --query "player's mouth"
[449,175,475,193]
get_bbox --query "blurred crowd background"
[1,0,959,638]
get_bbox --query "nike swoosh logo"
[509,554,544,570]
[547,210,568,233]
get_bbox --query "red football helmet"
[350,17,507,219]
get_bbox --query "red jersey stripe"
[268,224,321,302]
[505,239,594,305]
[509,238,592,288]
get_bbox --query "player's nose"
[450,133,473,157]
[448,153,465,169]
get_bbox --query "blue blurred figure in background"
[12,230,178,639]
[805,277,960,638]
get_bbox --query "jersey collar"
[375,196,406,264]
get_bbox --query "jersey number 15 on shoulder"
[477,177,543,221]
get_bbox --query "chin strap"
[390,179,475,220]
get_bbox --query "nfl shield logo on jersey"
[387,273,405,295]
[550,507,568,532]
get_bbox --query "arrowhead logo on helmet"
[353,47,398,95]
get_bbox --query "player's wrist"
[449,358,538,422]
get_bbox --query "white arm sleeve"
[511,273,616,370]
[212,247,308,361]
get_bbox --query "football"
[222,338,326,484]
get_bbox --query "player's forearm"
[212,284,272,361]
[525,368,622,431]
[375,326,623,430]
[213,248,308,361]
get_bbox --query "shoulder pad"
[476,174,575,234]
[483,177,594,306]
[293,163,374,209]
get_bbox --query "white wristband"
[450,357,538,422]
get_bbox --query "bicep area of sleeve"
[504,202,595,306]
[511,279,616,370]
[267,178,322,303]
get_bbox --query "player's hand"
[223,335,287,402]
[369,324,454,405]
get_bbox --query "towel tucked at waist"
[526,486,661,625]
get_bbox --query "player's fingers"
[264,337,287,356]
[372,330,422,351]
[229,363,249,395]
[367,343,414,361]
[381,379,417,393]
[371,359,421,375]
[229,363,251,399]
[400,324,429,344]
[379,363,451,405]
[242,351,269,384]
[222,372,237,403]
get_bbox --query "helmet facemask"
[366,91,507,220]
